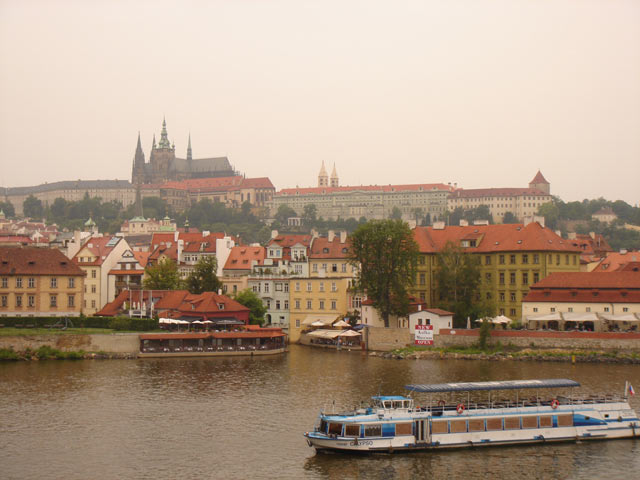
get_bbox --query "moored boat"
[304,379,639,453]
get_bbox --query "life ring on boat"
[456,403,465,414]
[551,399,559,409]
[438,399,446,407]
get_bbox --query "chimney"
[589,231,596,239]
[555,230,561,237]
[620,249,628,255]
[328,230,335,242]
[177,239,184,260]
[174,231,179,242]
[433,221,445,230]
[271,229,278,239]
[339,230,347,243]
[311,228,319,239]
[459,219,468,227]
[568,232,576,240]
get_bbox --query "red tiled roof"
[449,187,548,199]
[524,272,640,303]
[108,269,145,275]
[309,236,351,259]
[158,176,275,193]
[0,235,33,244]
[0,246,85,276]
[268,234,312,248]
[73,236,122,266]
[530,272,640,289]
[530,170,549,184]
[133,251,150,267]
[567,233,612,255]
[223,246,265,270]
[592,251,640,272]
[413,222,580,254]
[277,183,453,196]
[423,308,454,316]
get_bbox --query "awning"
[302,314,339,326]
[307,329,343,339]
[601,314,640,322]
[406,379,581,394]
[492,315,512,324]
[562,312,600,322]
[526,313,562,322]
[339,330,361,337]
[311,321,325,327]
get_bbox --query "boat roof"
[372,395,410,401]
[405,379,580,393]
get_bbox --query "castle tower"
[318,161,329,187]
[529,170,550,195]
[150,118,176,183]
[330,163,339,187]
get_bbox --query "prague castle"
[132,118,237,185]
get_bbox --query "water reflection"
[1,345,639,479]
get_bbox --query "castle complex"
[131,118,236,185]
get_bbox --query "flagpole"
[624,380,629,400]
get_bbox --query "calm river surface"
[2,345,640,479]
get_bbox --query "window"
[510,255,516,264]
[306,300,312,310]
[92,270,97,279]
[264,283,269,293]
[485,256,491,265]
[499,272,505,285]
[276,300,280,310]
[275,283,283,292]
[312,264,318,273]
[565,255,569,265]
[91,300,96,308]
[16,277,23,288]
[533,272,539,284]
[499,292,505,302]
[1,295,7,307]
[266,300,271,309]
[332,263,338,272]
[331,300,337,310]
[50,295,57,307]
[420,273,426,285]
[295,299,300,309]
[284,283,289,293]
[586,307,591,312]
[319,282,325,292]
[322,263,327,271]
[296,319,300,328]
[499,308,505,315]
[331,282,337,292]
[556,255,560,265]
[510,272,516,285]
[522,254,528,264]
[68,295,75,307]
[307,282,312,292]
[284,300,289,310]
[91,285,96,293]
[573,255,577,265]
[28,295,35,307]
[420,256,426,265]
[568,307,573,312]
[623,307,629,312]
[510,308,516,316]
[522,272,528,285]
[319,300,325,310]
[50,278,57,289]
[341,264,347,273]
[28,277,35,288]
[1,277,7,288]
[604,307,610,312]
[15,295,22,307]
[485,273,491,282]
[533,307,538,312]
[533,254,539,265]
[550,307,556,312]
[510,292,516,302]
[295,282,300,292]
[499,255,505,265]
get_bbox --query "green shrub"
[0,347,20,360]
[109,317,131,331]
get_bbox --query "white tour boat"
[304,379,639,453]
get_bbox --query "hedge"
[0,315,158,331]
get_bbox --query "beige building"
[447,172,552,223]
[522,272,640,331]
[3,180,136,217]
[0,247,85,317]
[73,236,130,314]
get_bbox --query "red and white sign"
[415,325,434,345]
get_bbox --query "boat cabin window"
[395,423,412,435]
[504,417,521,430]
[486,418,502,431]
[449,420,467,433]
[319,420,327,433]
[539,416,553,428]
[383,401,392,409]
[393,401,403,409]
[431,421,448,434]
[364,424,382,437]
[328,423,343,435]
[522,416,538,429]
[345,424,360,437]
[557,414,573,427]
[468,419,485,432]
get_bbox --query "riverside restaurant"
[138,326,287,357]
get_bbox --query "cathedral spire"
[134,132,145,166]
[152,133,156,149]
[187,133,192,162]
[158,117,171,149]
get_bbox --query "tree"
[234,289,267,326]
[50,197,69,219]
[143,259,182,290]
[411,207,424,226]
[275,204,297,225]
[302,204,318,226]
[537,202,560,230]
[389,206,403,220]
[434,241,493,326]
[502,211,518,224]
[349,219,419,327]
[185,256,221,294]
[23,195,44,219]
[0,201,15,218]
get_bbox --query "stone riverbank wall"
[0,333,140,354]
[365,327,640,352]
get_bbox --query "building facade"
[0,247,85,317]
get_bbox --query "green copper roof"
[84,217,96,226]
[130,216,147,222]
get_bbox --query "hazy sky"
[1,0,639,204]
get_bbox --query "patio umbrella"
[311,320,325,327]
[339,330,361,337]
[333,320,351,328]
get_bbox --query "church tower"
[318,161,329,187]
[330,163,339,187]
[131,132,145,184]
[149,117,176,184]
[529,170,550,195]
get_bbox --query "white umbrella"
[311,320,325,327]
[333,320,351,328]
[203,320,214,324]
[192,320,204,325]
[339,330,361,337]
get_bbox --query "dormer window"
[323,248,329,253]
[218,303,225,310]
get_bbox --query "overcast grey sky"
[1,0,639,204]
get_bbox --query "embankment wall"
[366,327,640,352]
[0,334,140,354]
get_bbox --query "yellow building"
[412,221,581,321]
[0,247,85,317]
[288,232,356,342]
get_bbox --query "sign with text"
[414,325,434,345]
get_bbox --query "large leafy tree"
[23,195,44,219]
[143,259,182,290]
[185,256,221,294]
[0,201,15,218]
[234,289,267,326]
[302,204,318,226]
[434,241,493,326]
[349,219,419,327]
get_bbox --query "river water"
[1,345,640,479]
